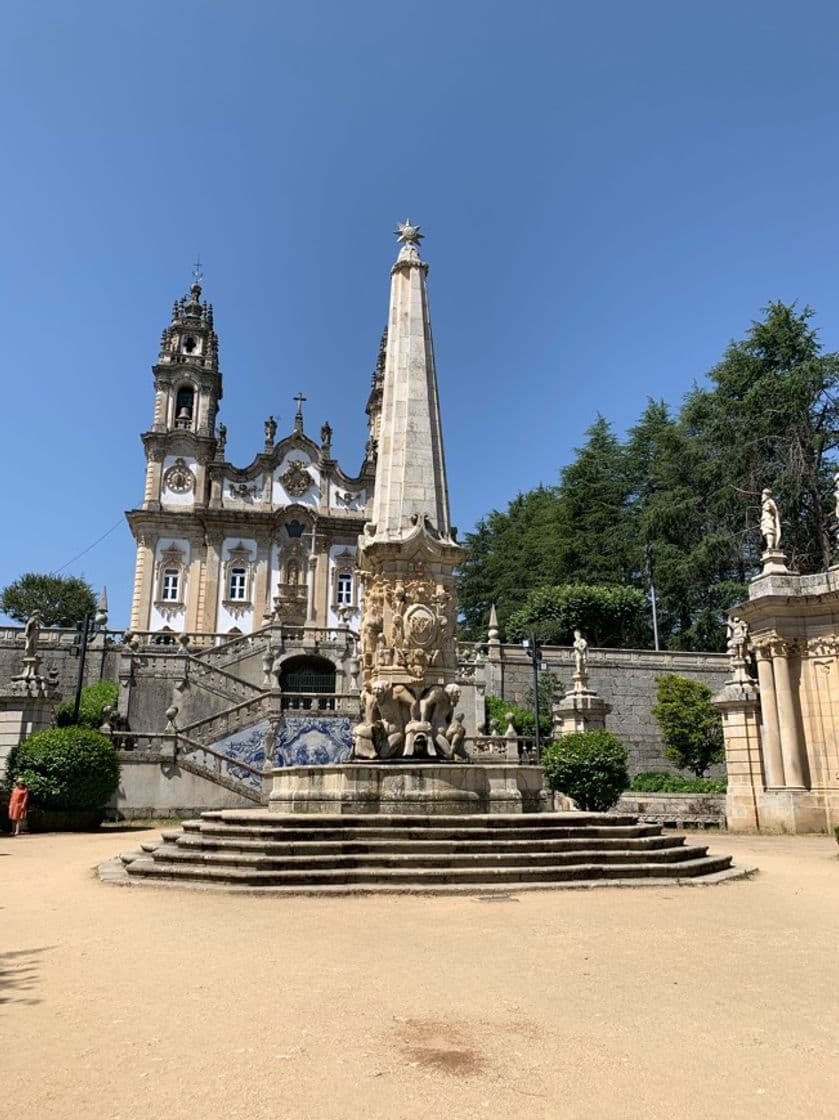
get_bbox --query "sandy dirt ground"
[1,828,837,1120]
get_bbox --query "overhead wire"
[54,517,126,574]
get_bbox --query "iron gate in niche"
[279,656,337,711]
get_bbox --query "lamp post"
[645,545,660,652]
[522,633,543,764]
[71,591,109,723]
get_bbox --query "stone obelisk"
[353,222,466,760]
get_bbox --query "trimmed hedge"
[541,731,629,812]
[629,771,727,794]
[5,726,120,813]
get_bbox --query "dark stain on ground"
[396,1017,487,1078]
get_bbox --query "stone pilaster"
[770,640,807,788]
[753,646,785,787]
[130,532,155,631]
[713,679,762,831]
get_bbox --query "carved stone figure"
[760,488,781,550]
[445,713,467,759]
[372,681,416,758]
[264,416,277,445]
[216,423,227,456]
[23,611,41,659]
[727,616,748,663]
[572,629,589,683]
[281,459,312,497]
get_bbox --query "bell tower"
[140,271,222,511]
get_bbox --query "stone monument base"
[727,786,839,834]
[553,689,612,736]
[269,762,548,815]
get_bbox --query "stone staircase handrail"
[178,691,271,738]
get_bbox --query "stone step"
[197,811,643,828]
[172,833,686,856]
[148,845,710,871]
[126,853,733,887]
[182,822,665,842]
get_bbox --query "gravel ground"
[1,828,837,1120]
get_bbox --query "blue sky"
[2,1,839,627]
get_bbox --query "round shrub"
[541,730,629,812]
[55,679,119,729]
[6,727,120,813]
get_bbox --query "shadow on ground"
[0,946,54,1007]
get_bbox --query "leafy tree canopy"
[457,302,839,652]
[506,584,648,648]
[651,674,724,777]
[0,573,97,628]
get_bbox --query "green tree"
[625,400,741,651]
[651,674,724,777]
[554,416,635,585]
[457,486,566,639]
[506,583,648,647]
[683,301,839,576]
[0,573,97,627]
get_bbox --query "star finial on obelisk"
[395,219,424,247]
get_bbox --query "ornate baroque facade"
[127,277,388,637]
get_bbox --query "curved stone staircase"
[110,811,746,894]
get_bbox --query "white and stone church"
[127,270,383,640]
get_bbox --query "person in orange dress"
[8,779,29,837]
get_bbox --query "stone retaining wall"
[617,792,726,829]
[483,644,729,776]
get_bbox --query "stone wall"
[0,627,123,704]
[617,792,726,828]
[108,751,256,819]
[482,644,729,776]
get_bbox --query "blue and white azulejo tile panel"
[275,715,353,767]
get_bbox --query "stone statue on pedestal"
[572,629,589,692]
[760,488,781,551]
[23,610,41,661]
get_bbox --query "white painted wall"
[215,537,258,635]
[149,537,190,632]
[272,452,320,507]
[161,454,198,508]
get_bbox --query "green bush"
[541,731,629,811]
[652,674,724,777]
[629,771,727,794]
[5,727,120,812]
[55,679,119,729]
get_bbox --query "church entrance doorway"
[280,655,337,711]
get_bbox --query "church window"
[221,544,254,611]
[155,545,187,614]
[337,572,352,605]
[183,335,197,354]
[228,567,247,601]
[161,569,180,601]
[285,520,304,538]
[330,549,357,611]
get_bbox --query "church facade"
[126,279,388,638]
